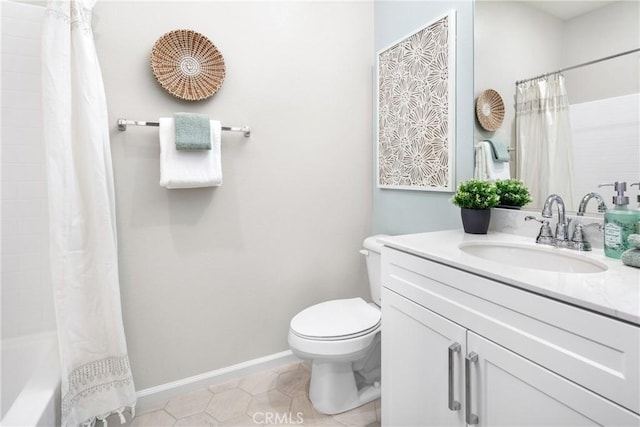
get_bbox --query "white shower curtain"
[515,73,575,210]
[41,1,136,425]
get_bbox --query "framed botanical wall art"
[377,10,456,192]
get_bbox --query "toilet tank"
[362,235,388,306]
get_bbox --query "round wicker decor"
[476,89,505,131]
[150,29,226,101]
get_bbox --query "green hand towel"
[621,248,640,268]
[628,234,640,250]
[485,139,510,162]
[174,112,211,150]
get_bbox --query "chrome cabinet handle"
[465,352,479,425]
[448,343,461,411]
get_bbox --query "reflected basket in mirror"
[476,89,505,131]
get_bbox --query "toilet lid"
[290,298,381,339]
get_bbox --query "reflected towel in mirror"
[474,141,510,181]
[484,139,509,162]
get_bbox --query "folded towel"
[485,139,510,162]
[474,141,510,181]
[159,118,222,189]
[628,234,640,249]
[621,248,640,268]
[174,112,211,150]
[474,142,487,180]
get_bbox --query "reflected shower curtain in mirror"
[516,73,575,210]
[42,1,136,425]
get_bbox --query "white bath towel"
[159,118,222,189]
[474,140,510,181]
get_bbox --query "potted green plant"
[495,179,532,209]
[451,179,500,234]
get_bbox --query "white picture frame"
[376,10,457,192]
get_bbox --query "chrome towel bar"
[117,118,251,137]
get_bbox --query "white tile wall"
[1,1,55,339]
[571,93,640,209]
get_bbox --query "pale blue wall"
[373,1,475,235]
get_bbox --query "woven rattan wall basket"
[476,89,505,131]
[150,29,226,101]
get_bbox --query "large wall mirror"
[474,0,640,211]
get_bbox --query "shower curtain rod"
[515,47,640,85]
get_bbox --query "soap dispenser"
[631,182,640,228]
[598,181,638,259]
[631,182,640,208]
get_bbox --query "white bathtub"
[1,332,61,426]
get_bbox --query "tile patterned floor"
[110,361,381,427]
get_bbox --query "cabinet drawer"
[382,247,640,414]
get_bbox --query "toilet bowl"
[288,236,386,415]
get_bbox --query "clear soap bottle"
[598,181,637,259]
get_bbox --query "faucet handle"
[569,222,592,251]
[583,221,604,232]
[525,216,554,245]
[525,215,545,224]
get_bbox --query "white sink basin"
[458,241,608,274]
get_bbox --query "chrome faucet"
[541,194,571,247]
[534,193,600,251]
[577,192,607,216]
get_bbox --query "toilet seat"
[290,298,381,340]
[288,298,381,360]
[291,322,381,341]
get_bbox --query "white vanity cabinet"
[381,246,640,427]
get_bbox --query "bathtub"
[1,332,61,426]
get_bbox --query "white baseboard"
[135,350,299,409]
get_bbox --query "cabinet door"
[382,288,466,427]
[466,332,640,427]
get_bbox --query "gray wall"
[94,1,373,390]
[563,1,640,104]
[373,1,475,235]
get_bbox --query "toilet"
[288,235,386,414]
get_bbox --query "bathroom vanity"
[379,230,640,426]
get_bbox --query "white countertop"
[379,230,640,326]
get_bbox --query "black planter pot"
[460,208,491,234]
